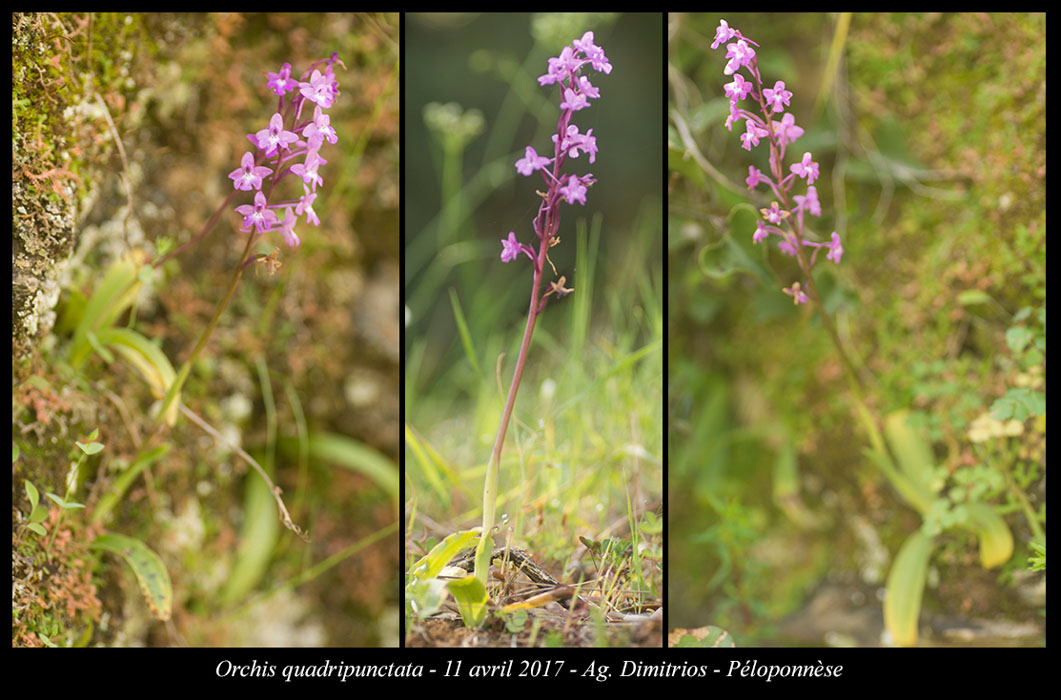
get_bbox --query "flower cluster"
[228,53,344,249]
[500,31,611,285]
[710,20,842,305]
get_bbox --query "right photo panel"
[667,13,1045,648]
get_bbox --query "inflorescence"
[710,20,842,305]
[228,53,344,250]
[500,32,611,308]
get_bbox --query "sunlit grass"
[408,208,661,515]
[405,204,663,630]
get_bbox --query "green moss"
[846,12,1046,425]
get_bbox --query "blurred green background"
[668,12,1044,646]
[406,12,663,370]
[404,12,664,618]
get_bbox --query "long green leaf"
[220,471,280,607]
[307,432,398,510]
[92,444,171,524]
[964,502,1013,569]
[447,574,489,628]
[95,327,179,425]
[219,355,282,607]
[70,255,142,367]
[570,218,600,359]
[883,529,937,647]
[884,410,938,492]
[813,12,851,118]
[90,533,172,621]
[407,527,481,582]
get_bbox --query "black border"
[7,11,1047,692]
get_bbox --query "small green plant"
[876,310,1045,644]
[501,608,530,634]
[872,411,1016,646]
[1027,541,1045,572]
[25,428,97,557]
[19,479,53,538]
[990,306,1046,422]
[405,528,484,626]
[20,429,177,625]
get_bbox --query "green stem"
[151,190,239,269]
[474,207,555,587]
[157,231,257,424]
[45,454,84,558]
[790,221,887,456]
[999,456,1045,542]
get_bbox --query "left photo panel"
[12,13,400,646]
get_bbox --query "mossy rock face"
[11,13,202,368]
[11,12,199,645]
[12,183,76,363]
[12,13,80,363]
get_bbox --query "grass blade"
[407,527,481,582]
[449,287,481,376]
[404,425,466,507]
[220,471,280,607]
[92,444,170,524]
[307,432,399,511]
